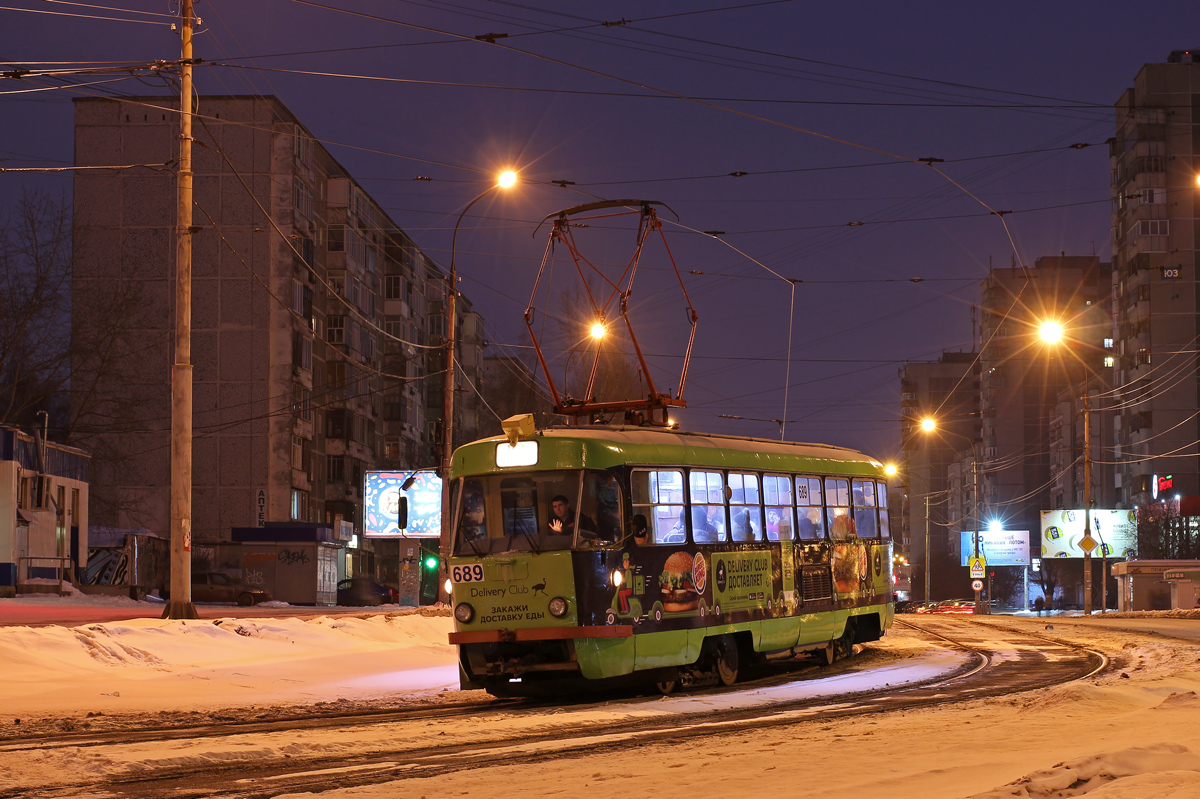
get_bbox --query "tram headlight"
[443,578,454,596]
[548,597,569,618]
[611,569,623,587]
[454,603,475,623]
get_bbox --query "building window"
[327,315,345,344]
[291,489,304,521]
[1135,348,1151,366]
[328,455,345,484]
[383,437,400,460]
[292,332,312,371]
[1104,356,1115,368]
[1137,219,1169,237]
[294,180,314,222]
[385,275,403,299]
[1104,337,1113,349]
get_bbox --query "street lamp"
[1037,316,1097,615]
[920,416,986,613]
[441,171,519,561]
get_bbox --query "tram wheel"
[713,634,739,686]
[656,676,679,695]
[816,640,836,667]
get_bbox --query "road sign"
[1079,535,1098,554]
[968,556,986,579]
[971,579,984,592]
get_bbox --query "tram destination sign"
[958,530,1030,567]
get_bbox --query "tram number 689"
[451,564,485,583]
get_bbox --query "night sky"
[5,0,1200,462]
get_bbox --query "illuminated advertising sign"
[1039,509,1137,559]
[958,530,1031,566]
[1152,474,1174,500]
[363,470,443,538]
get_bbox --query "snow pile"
[970,743,1200,798]
[0,610,458,716]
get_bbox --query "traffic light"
[424,554,440,571]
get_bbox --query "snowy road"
[1,615,1115,798]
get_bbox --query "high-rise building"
[70,95,482,549]
[1110,51,1200,506]
[898,351,979,600]
[978,256,1112,536]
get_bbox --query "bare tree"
[0,191,73,428]
[0,191,148,525]
[1138,501,1200,560]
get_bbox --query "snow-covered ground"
[2,594,1200,798]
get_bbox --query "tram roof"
[451,425,885,478]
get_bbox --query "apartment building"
[71,95,480,548]
[898,351,979,599]
[1109,51,1200,506]
[978,256,1112,537]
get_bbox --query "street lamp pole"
[439,173,517,571]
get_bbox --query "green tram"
[444,424,895,694]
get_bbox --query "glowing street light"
[920,417,937,433]
[1039,320,1064,345]
[884,463,898,477]
[441,170,519,595]
[590,321,607,339]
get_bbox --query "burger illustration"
[659,551,700,612]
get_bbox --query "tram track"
[3,617,1109,799]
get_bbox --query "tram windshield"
[452,470,623,555]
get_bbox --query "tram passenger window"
[689,471,726,544]
[763,474,793,541]
[825,477,854,540]
[728,473,762,542]
[852,479,878,539]
[877,481,891,539]
[633,469,686,545]
[577,471,623,545]
[795,476,825,540]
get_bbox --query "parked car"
[930,599,976,615]
[191,572,272,606]
[337,577,399,607]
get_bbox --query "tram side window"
[632,469,686,545]
[728,472,763,542]
[795,476,825,540]
[578,471,623,545]
[876,481,891,539]
[852,479,878,539]
[763,474,794,541]
[825,477,853,540]
[689,471,726,544]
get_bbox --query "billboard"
[363,470,443,538]
[1039,509,1137,559]
[958,530,1031,567]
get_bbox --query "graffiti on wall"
[83,549,128,585]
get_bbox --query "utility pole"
[924,494,931,602]
[164,0,198,620]
[1082,381,1093,616]
[438,264,457,566]
[971,448,986,613]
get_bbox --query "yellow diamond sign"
[1079,535,1098,554]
